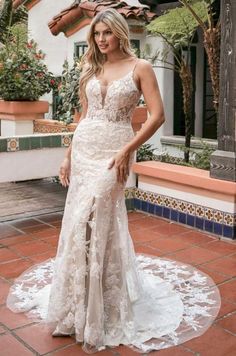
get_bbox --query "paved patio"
[0,180,67,222]
[0,211,236,355]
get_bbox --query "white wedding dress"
[7,65,221,354]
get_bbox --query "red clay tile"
[0,334,34,356]
[10,240,51,257]
[0,325,6,334]
[219,279,236,303]
[19,224,57,234]
[131,228,162,243]
[149,223,191,237]
[230,253,236,260]
[129,216,166,230]
[39,231,60,240]
[0,225,22,239]
[134,243,163,256]
[0,234,35,247]
[202,240,236,255]
[48,221,62,228]
[0,305,32,329]
[183,325,236,356]
[146,345,194,355]
[51,343,113,355]
[0,278,11,304]
[10,219,45,229]
[216,312,236,334]
[32,228,60,239]
[147,237,190,253]
[0,248,21,263]
[128,224,142,233]
[114,345,150,355]
[39,234,59,247]
[29,249,56,263]
[36,213,63,223]
[167,230,217,245]
[15,324,75,354]
[128,211,146,222]
[202,256,236,277]
[197,265,232,285]
[216,298,236,319]
[0,259,33,279]
[48,1,156,36]
[168,246,222,265]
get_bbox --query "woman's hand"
[59,157,71,187]
[108,149,131,184]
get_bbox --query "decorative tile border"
[132,188,235,239]
[7,138,19,152]
[0,133,73,152]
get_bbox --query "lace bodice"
[85,70,141,124]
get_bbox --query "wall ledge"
[132,161,236,196]
[161,135,218,149]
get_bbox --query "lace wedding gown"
[7,66,221,354]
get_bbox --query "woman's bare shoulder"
[136,58,153,71]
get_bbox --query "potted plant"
[0,24,57,136]
[132,98,148,132]
[34,59,82,133]
[56,59,81,124]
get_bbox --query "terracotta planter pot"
[33,106,147,134]
[132,106,148,132]
[0,100,49,121]
[34,119,77,133]
[0,100,49,136]
[73,109,82,123]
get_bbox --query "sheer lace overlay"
[7,67,221,354]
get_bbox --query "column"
[210,0,236,182]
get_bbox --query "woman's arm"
[109,59,165,183]
[125,59,165,152]
[59,102,88,187]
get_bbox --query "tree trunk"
[203,26,221,113]
[179,62,193,162]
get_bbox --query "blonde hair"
[79,8,135,105]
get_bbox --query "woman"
[7,8,220,354]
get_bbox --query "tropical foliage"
[0,0,28,44]
[0,24,57,101]
[180,0,220,112]
[55,60,81,124]
[137,143,157,162]
[146,0,218,162]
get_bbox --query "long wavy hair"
[79,8,135,105]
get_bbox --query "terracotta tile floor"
[0,211,235,356]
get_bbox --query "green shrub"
[0,24,57,101]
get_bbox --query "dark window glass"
[74,42,88,58]
[131,39,140,58]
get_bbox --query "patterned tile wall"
[126,187,235,239]
[0,134,73,152]
[1,135,234,239]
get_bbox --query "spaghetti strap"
[132,58,139,75]
[132,58,140,91]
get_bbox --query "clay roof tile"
[49,0,157,37]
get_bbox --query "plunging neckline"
[94,70,139,109]
[94,69,133,88]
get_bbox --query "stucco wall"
[26,0,205,150]
[28,0,71,75]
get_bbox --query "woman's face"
[93,22,120,54]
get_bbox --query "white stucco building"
[13,0,217,155]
